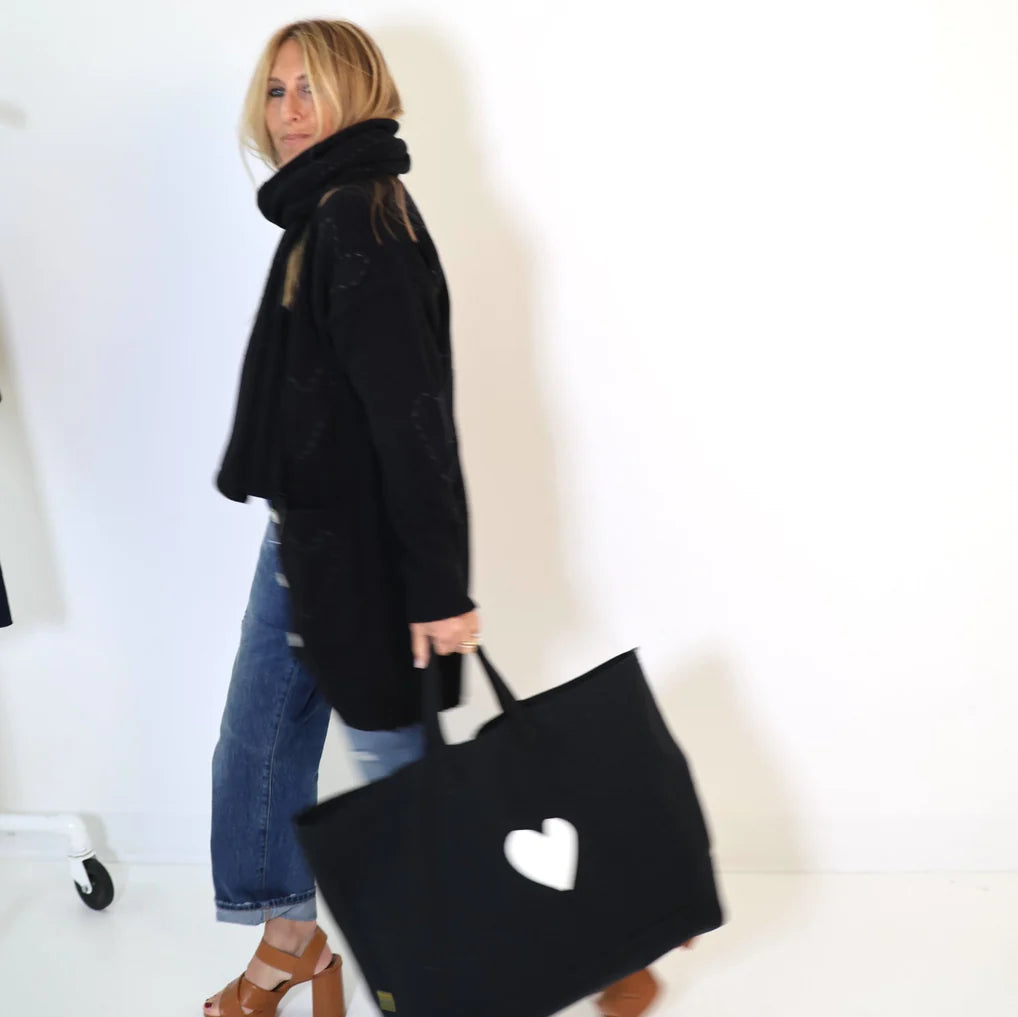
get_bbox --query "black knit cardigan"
[215,119,475,729]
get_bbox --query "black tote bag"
[294,647,724,1017]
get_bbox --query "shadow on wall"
[656,649,809,965]
[0,101,27,130]
[315,22,580,790]
[382,26,580,691]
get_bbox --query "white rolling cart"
[0,390,114,908]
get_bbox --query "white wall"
[0,0,1015,872]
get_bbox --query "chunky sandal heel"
[311,954,345,1017]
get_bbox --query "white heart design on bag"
[503,818,578,891]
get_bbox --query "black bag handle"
[421,645,535,755]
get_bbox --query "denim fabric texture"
[211,513,425,924]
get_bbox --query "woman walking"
[204,18,685,1017]
[205,19,480,1016]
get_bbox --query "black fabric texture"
[0,559,10,628]
[215,118,474,729]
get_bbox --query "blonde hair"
[239,19,419,306]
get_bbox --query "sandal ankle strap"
[254,925,328,984]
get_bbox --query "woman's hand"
[410,610,481,669]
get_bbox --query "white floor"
[0,860,1015,1016]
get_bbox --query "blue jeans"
[211,511,426,925]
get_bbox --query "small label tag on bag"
[377,991,397,1012]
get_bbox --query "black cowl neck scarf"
[216,117,411,503]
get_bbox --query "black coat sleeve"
[313,187,475,624]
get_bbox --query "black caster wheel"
[74,857,115,910]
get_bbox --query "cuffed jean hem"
[215,890,317,925]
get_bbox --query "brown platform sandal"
[204,925,344,1017]
[595,968,661,1017]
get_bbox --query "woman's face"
[266,38,337,166]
